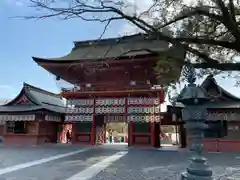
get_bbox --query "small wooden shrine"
[32,33,185,147]
[0,83,65,145]
[168,75,240,152]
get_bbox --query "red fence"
[202,139,240,152]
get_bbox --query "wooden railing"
[61,81,152,92]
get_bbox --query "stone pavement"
[0,144,239,180]
[0,144,88,168]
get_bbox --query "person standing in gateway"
[109,129,113,144]
[66,130,71,143]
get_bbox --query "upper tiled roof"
[32,33,185,62]
[23,83,65,107]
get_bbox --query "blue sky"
[0,1,240,100]
[0,1,123,99]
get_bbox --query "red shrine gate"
[64,90,164,147]
[31,34,182,148]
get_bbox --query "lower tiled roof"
[0,104,65,114]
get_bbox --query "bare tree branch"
[21,0,240,80]
[174,37,236,49]
[159,7,224,29]
[213,0,240,40]
[229,0,237,21]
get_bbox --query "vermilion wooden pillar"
[91,96,96,145]
[151,122,155,147]
[71,122,77,144]
[104,123,107,143]
[90,116,95,145]
[129,121,134,146]
[180,124,187,148]
[154,122,160,148]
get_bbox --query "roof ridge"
[73,33,151,49]
[23,83,61,99]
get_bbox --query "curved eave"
[217,86,240,101]
[0,105,44,114]
[32,56,79,64]
[201,75,240,102]
[32,53,159,65]
[0,107,64,114]
[0,103,66,114]
[4,88,39,106]
[213,79,240,101]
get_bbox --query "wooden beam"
[193,62,240,71]
[61,89,163,98]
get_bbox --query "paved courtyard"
[0,144,238,180]
[0,144,86,168]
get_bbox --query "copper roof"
[32,33,185,62]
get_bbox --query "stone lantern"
[178,64,213,180]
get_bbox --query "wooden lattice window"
[6,121,14,133]
[6,121,27,134]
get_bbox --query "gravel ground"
[91,149,240,180]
